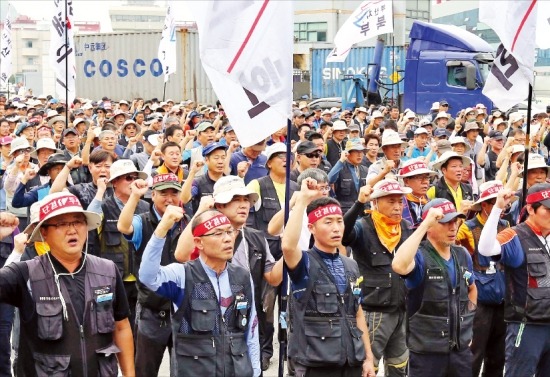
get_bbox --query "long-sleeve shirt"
[12,181,50,208]
[328,160,360,190]
[139,234,261,377]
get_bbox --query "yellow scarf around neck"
[370,210,402,253]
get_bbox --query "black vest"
[171,260,254,377]
[326,138,345,167]
[288,249,365,367]
[462,216,507,305]
[357,215,411,312]
[433,177,474,206]
[406,244,474,354]
[191,173,218,214]
[504,223,550,323]
[136,206,187,311]
[485,150,499,181]
[99,195,149,278]
[0,232,13,267]
[238,228,268,314]
[254,176,298,260]
[18,255,119,377]
[333,162,368,215]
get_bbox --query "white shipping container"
[74,30,218,104]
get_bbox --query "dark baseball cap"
[142,130,158,143]
[297,141,322,155]
[489,130,505,140]
[202,142,228,157]
[434,128,450,139]
[62,127,78,137]
[421,198,466,223]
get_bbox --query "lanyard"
[240,228,250,272]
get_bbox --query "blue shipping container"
[311,47,407,100]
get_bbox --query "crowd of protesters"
[0,92,549,376]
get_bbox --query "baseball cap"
[345,138,366,152]
[152,173,181,191]
[526,183,550,209]
[223,125,234,134]
[434,128,450,139]
[196,122,215,133]
[297,141,322,154]
[0,136,13,146]
[266,142,287,161]
[488,131,505,140]
[414,128,428,136]
[421,198,466,223]
[202,142,228,157]
[63,128,79,137]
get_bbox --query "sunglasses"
[441,104,449,107]
[304,152,322,158]
[123,175,139,182]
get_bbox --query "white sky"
[8,1,197,32]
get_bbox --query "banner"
[49,0,76,103]
[327,0,393,63]
[0,3,12,86]
[194,0,293,147]
[158,0,177,83]
[480,0,538,111]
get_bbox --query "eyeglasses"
[43,220,87,231]
[16,147,32,154]
[304,152,321,159]
[124,175,139,182]
[200,228,237,238]
[319,186,331,193]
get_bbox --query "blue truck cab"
[403,21,494,115]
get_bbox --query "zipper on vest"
[450,288,458,349]
[211,336,215,348]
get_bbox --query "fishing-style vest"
[288,250,365,367]
[462,216,507,305]
[254,176,298,260]
[18,254,119,377]
[334,162,368,215]
[99,195,149,279]
[136,205,187,311]
[237,228,268,314]
[191,173,218,214]
[406,244,475,354]
[171,260,254,377]
[357,215,411,312]
[504,222,550,324]
[433,177,474,207]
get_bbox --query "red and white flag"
[49,0,76,103]
[193,0,293,147]
[327,0,393,63]
[480,0,538,111]
[0,3,13,86]
[158,0,177,83]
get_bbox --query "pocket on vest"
[175,335,216,376]
[303,319,342,364]
[526,288,550,320]
[33,352,70,377]
[101,252,125,278]
[459,311,475,348]
[474,272,504,304]
[94,300,115,334]
[349,324,366,365]
[230,335,254,377]
[313,284,339,314]
[36,302,64,341]
[408,313,449,353]
[190,299,217,332]
[96,343,120,377]
[362,273,392,307]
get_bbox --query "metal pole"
[163,81,167,102]
[64,0,69,126]
[521,84,533,208]
[277,118,292,377]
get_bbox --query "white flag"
[480,1,538,111]
[194,0,293,147]
[49,0,76,103]
[158,1,177,83]
[0,4,13,86]
[327,0,393,63]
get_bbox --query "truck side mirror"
[466,65,477,90]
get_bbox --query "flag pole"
[277,118,292,377]
[521,84,533,208]
[64,0,69,125]
[163,81,167,102]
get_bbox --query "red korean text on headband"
[421,201,457,220]
[526,189,550,205]
[479,183,504,199]
[192,214,231,237]
[307,204,343,224]
[399,161,429,176]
